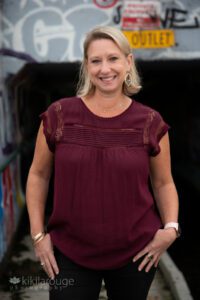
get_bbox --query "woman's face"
[86,38,132,95]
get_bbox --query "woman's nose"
[100,61,110,73]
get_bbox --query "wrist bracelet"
[33,232,46,245]
[31,231,45,243]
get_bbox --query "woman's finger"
[48,251,59,275]
[145,254,158,272]
[42,257,55,279]
[138,253,153,271]
[133,244,152,262]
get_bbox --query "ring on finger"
[147,254,154,261]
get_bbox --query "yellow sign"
[123,30,175,49]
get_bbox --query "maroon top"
[40,96,169,270]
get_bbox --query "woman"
[26,26,180,300]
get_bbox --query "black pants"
[49,247,156,300]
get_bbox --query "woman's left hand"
[133,228,177,272]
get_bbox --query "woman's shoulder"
[51,96,79,108]
[46,96,79,115]
[131,100,165,128]
[133,99,158,115]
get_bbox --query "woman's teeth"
[100,76,115,82]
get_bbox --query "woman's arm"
[26,122,59,279]
[133,133,179,271]
[26,122,53,235]
[149,132,179,225]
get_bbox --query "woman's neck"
[86,90,129,110]
[82,91,132,118]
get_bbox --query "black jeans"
[49,246,156,300]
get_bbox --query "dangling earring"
[125,72,132,87]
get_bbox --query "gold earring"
[125,72,132,87]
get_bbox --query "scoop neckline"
[77,96,134,120]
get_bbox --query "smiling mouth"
[99,75,117,82]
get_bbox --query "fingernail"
[133,258,136,262]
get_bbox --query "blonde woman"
[26,26,179,300]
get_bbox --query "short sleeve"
[149,111,170,156]
[39,103,58,153]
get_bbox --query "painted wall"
[0,155,24,262]
[1,0,200,67]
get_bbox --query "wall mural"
[0,0,200,262]
[0,156,24,261]
[1,0,200,64]
[1,0,121,62]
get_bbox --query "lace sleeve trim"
[155,118,166,141]
[143,110,156,145]
[54,101,64,142]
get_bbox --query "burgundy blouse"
[40,96,169,270]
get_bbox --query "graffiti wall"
[0,155,24,262]
[1,0,200,65]
[122,0,200,59]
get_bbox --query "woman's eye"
[91,60,100,64]
[110,57,118,61]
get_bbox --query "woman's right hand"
[34,233,59,279]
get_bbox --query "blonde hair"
[77,26,142,97]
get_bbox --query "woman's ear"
[127,53,133,69]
